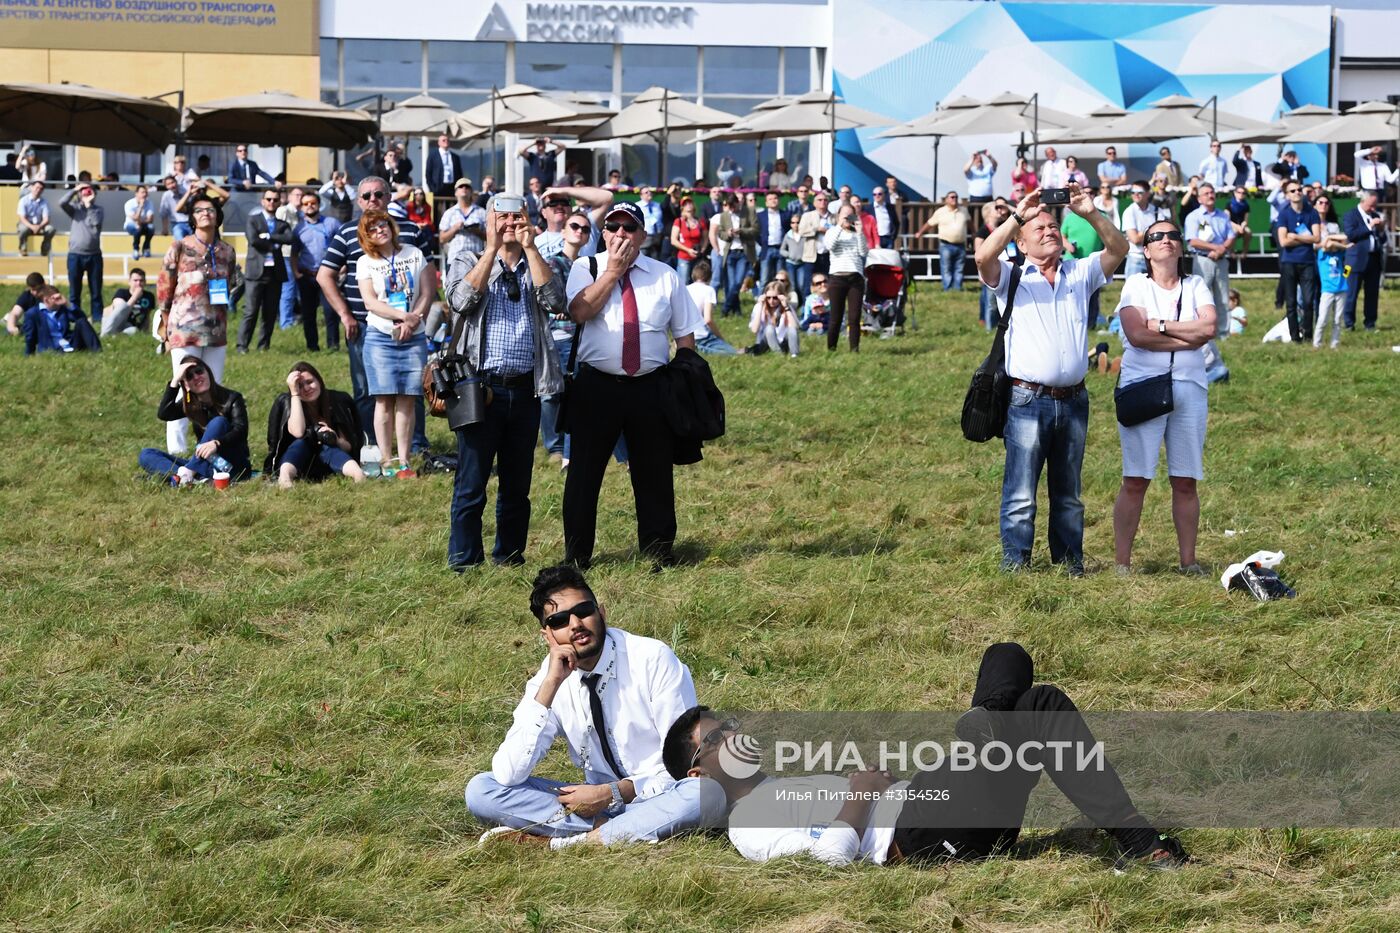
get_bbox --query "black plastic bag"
[1226,563,1296,601]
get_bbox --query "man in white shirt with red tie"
[467,565,720,847]
[563,202,704,570]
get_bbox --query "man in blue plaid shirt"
[444,194,566,569]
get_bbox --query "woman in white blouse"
[1111,219,1218,575]
[354,210,432,478]
[822,203,869,352]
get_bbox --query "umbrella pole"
[932,135,940,201]
[490,85,498,183]
[659,92,669,189]
[829,91,836,186]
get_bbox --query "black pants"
[893,643,1158,862]
[825,272,865,351]
[238,278,282,351]
[296,276,339,351]
[1279,260,1318,343]
[562,365,676,565]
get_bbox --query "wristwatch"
[606,781,625,816]
[1157,320,1167,334]
[1010,211,1025,225]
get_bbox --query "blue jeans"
[540,337,628,462]
[938,242,965,291]
[696,332,739,355]
[1000,385,1089,571]
[450,382,541,567]
[278,258,297,328]
[757,244,783,291]
[124,220,153,253]
[675,258,694,289]
[171,221,193,241]
[466,773,722,844]
[138,416,250,480]
[709,252,724,290]
[1124,254,1147,278]
[879,234,895,249]
[277,437,354,479]
[348,322,428,451]
[67,252,103,320]
[792,261,812,302]
[979,285,998,330]
[723,251,750,316]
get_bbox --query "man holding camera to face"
[444,194,565,570]
[563,203,704,570]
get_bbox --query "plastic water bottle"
[211,455,233,474]
[361,444,382,478]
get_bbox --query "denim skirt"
[364,327,427,396]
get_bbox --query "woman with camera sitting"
[265,361,366,488]
[138,357,250,485]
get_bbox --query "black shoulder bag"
[1114,287,1183,427]
[554,256,595,433]
[961,266,1022,443]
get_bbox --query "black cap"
[604,202,645,227]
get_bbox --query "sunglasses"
[811,279,826,286]
[566,222,590,233]
[604,221,640,234]
[545,200,570,209]
[191,207,217,215]
[499,269,521,302]
[542,600,597,631]
[183,366,208,379]
[1145,230,1183,243]
[689,718,741,771]
[360,190,388,201]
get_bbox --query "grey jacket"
[445,248,564,398]
[60,191,103,255]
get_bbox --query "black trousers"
[1279,260,1318,343]
[238,278,282,351]
[562,365,676,565]
[296,276,339,351]
[824,272,864,351]
[893,643,1157,862]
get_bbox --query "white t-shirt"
[354,245,427,336]
[1120,202,1166,257]
[727,776,904,867]
[1114,273,1213,389]
[686,281,717,338]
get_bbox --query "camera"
[1042,188,1071,205]
[491,194,525,214]
[316,427,338,447]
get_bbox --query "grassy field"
[1,276,1397,932]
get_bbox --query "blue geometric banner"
[833,1,1332,198]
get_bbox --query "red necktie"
[620,271,641,376]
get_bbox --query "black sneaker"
[954,706,997,750]
[1113,834,1189,874]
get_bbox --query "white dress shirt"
[566,252,705,376]
[489,627,696,799]
[1198,155,1229,188]
[1352,151,1398,190]
[988,253,1107,386]
[728,775,906,867]
[1039,159,1068,189]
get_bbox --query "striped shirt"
[823,225,869,275]
[481,255,537,376]
[319,218,427,320]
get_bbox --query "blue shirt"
[481,255,537,376]
[1226,197,1250,225]
[1183,206,1232,255]
[1097,160,1126,184]
[294,215,341,274]
[1276,204,1320,264]
[1317,250,1347,294]
[638,200,664,236]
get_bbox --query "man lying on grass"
[468,564,722,847]
[663,642,1187,872]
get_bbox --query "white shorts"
[1118,379,1208,480]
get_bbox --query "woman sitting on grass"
[138,357,250,486]
[745,280,800,357]
[264,361,367,488]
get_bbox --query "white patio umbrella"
[701,90,893,186]
[577,87,736,185]
[1299,101,1400,144]
[1060,94,1273,144]
[1218,104,1339,145]
[380,94,473,139]
[455,84,615,177]
[0,81,179,151]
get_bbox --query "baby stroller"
[861,248,913,338]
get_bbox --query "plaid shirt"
[481,255,537,376]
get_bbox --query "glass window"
[621,139,698,187]
[784,48,811,95]
[516,43,612,92]
[429,91,489,113]
[622,45,698,94]
[428,41,505,90]
[343,39,422,90]
[703,47,779,96]
[320,38,339,91]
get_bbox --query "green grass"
[1,278,1398,931]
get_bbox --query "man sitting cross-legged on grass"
[468,564,723,848]
[664,642,1187,872]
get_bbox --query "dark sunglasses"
[1145,230,1183,243]
[360,190,388,201]
[545,200,570,209]
[689,718,742,770]
[499,268,521,302]
[542,600,597,631]
[566,222,590,233]
[183,365,208,379]
[604,221,640,234]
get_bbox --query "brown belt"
[1011,378,1085,400]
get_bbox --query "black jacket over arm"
[262,389,363,476]
[157,384,249,449]
[657,347,725,465]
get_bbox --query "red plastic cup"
[212,471,231,490]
